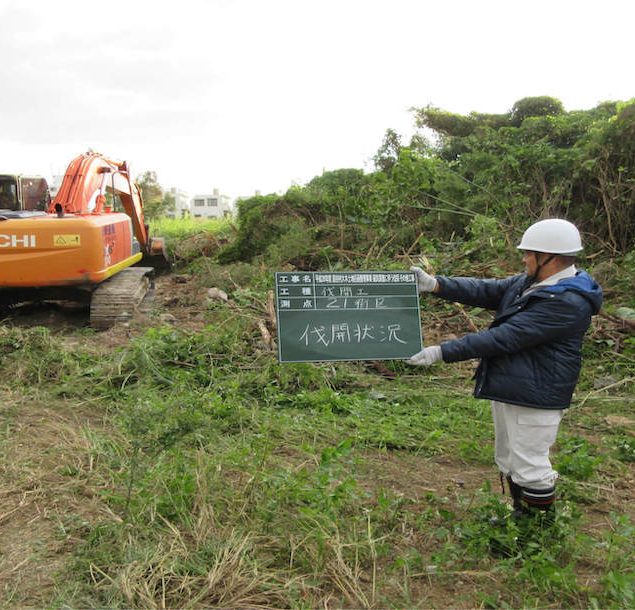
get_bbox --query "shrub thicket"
[220,96,635,266]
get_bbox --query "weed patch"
[2,214,635,607]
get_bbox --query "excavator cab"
[0,175,50,212]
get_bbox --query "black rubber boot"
[520,485,556,525]
[513,485,557,552]
[507,475,527,521]
[488,474,522,557]
[516,488,558,555]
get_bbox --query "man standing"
[408,219,603,521]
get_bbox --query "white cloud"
[0,0,633,198]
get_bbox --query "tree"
[509,96,564,126]
[136,171,173,219]
[414,105,477,138]
[305,168,371,221]
[373,128,403,173]
[409,98,635,252]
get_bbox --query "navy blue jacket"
[436,271,603,409]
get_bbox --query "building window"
[207,198,218,206]
[194,198,205,207]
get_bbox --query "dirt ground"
[0,398,502,607]
[0,275,199,604]
[0,396,112,605]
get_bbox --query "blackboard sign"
[275,271,423,362]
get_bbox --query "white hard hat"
[517,218,583,255]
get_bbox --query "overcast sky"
[1,0,633,199]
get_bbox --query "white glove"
[410,266,438,294]
[407,345,443,366]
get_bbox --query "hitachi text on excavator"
[0,152,171,328]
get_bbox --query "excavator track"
[90,267,154,329]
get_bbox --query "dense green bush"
[414,97,635,254]
[217,97,635,267]
[217,194,279,263]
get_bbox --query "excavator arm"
[50,153,149,246]
[50,152,168,266]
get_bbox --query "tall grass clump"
[151,216,233,241]
[150,216,235,265]
[0,326,94,388]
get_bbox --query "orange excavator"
[0,151,170,328]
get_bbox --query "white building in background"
[191,188,233,218]
[49,174,63,198]
[167,187,191,218]
[48,178,233,220]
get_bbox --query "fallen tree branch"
[266,290,276,330]
[455,303,479,333]
[576,376,635,408]
[365,361,397,379]
[599,310,635,332]
[257,319,276,351]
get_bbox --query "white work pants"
[491,401,564,490]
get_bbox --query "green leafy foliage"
[510,96,565,126]
[414,97,635,254]
[136,170,175,220]
[556,436,603,481]
[217,194,285,263]
[216,97,635,273]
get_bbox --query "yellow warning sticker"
[54,234,81,247]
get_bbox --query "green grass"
[2,232,635,607]
[149,216,236,266]
[150,216,233,240]
[2,316,632,609]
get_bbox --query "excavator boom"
[52,153,150,246]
